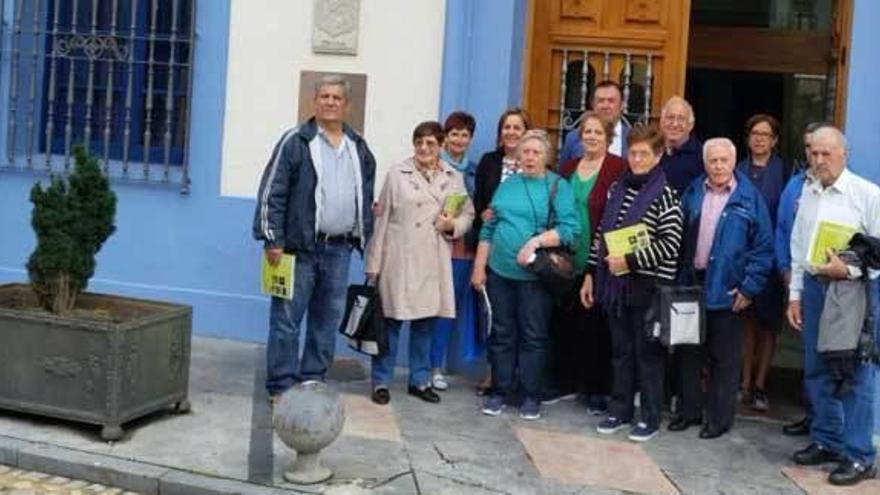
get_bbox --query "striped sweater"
[587,185,683,280]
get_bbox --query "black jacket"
[252,118,376,252]
[472,150,505,246]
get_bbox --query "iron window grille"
[0,0,197,193]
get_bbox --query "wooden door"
[524,0,693,156]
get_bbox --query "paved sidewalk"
[0,336,877,494]
[0,465,137,494]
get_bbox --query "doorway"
[684,0,851,420]
[685,0,848,165]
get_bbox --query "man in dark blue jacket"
[253,75,376,398]
[658,96,703,195]
[669,137,774,439]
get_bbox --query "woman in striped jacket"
[580,124,684,443]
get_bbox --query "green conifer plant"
[27,146,117,313]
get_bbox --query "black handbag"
[644,285,706,348]
[522,176,576,298]
[338,281,388,356]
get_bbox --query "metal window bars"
[0,0,196,194]
[553,48,658,156]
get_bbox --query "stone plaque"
[312,0,361,55]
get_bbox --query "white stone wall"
[221,0,447,198]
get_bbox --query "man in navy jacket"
[253,75,376,398]
[669,137,774,439]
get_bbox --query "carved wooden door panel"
[524,0,692,156]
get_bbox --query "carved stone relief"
[312,0,361,55]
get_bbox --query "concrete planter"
[0,283,192,441]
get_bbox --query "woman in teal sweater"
[471,130,580,420]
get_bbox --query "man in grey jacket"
[253,75,376,398]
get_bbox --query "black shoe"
[699,425,728,439]
[668,417,702,432]
[371,387,390,405]
[408,385,441,404]
[782,416,811,436]
[829,460,877,486]
[793,443,843,466]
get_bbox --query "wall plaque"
[312,0,361,55]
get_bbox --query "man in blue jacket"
[669,138,774,439]
[775,122,827,436]
[253,75,376,399]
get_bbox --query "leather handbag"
[523,176,576,298]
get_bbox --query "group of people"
[253,74,879,487]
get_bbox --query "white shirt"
[609,120,623,157]
[789,168,880,301]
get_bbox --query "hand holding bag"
[645,285,706,348]
[338,280,388,356]
[523,176,576,298]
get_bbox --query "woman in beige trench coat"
[365,121,474,405]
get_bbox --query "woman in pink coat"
[365,121,474,405]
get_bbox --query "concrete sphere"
[273,381,345,455]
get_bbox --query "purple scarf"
[595,166,668,315]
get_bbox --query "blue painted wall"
[845,0,880,185]
[844,0,880,437]
[439,0,527,159]
[436,0,527,376]
[0,1,272,343]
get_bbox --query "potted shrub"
[0,146,192,441]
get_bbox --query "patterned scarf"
[595,165,668,315]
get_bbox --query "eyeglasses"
[662,114,690,125]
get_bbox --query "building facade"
[0,0,879,432]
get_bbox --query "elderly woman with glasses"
[472,129,580,421]
[581,124,684,442]
[365,121,474,405]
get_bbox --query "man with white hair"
[670,137,774,439]
[787,126,880,486]
[659,96,703,194]
[253,75,377,399]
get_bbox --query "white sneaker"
[432,373,449,391]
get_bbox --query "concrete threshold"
[0,434,312,495]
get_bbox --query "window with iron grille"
[0,0,196,193]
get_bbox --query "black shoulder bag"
[522,176,576,298]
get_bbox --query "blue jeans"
[486,270,553,400]
[265,241,352,394]
[802,274,878,465]
[371,318,434,388]
[431,258,477,368]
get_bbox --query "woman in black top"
[473,108,533,242]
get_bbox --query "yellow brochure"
[808,220,857,266]
[443,193,468,217]
[604,223,651,257]
[261,252,295,299]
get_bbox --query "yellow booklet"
[808,220,857,266]
[261,252,295,300]
[443,193,468,217]
[604,223,651,256]
[603,223,650,275]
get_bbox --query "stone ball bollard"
[273,381,346,484]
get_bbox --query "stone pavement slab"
[783,466,880,495]
[514,426,678,494]
[0,336,873,494]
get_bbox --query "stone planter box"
[0,283,192,441]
